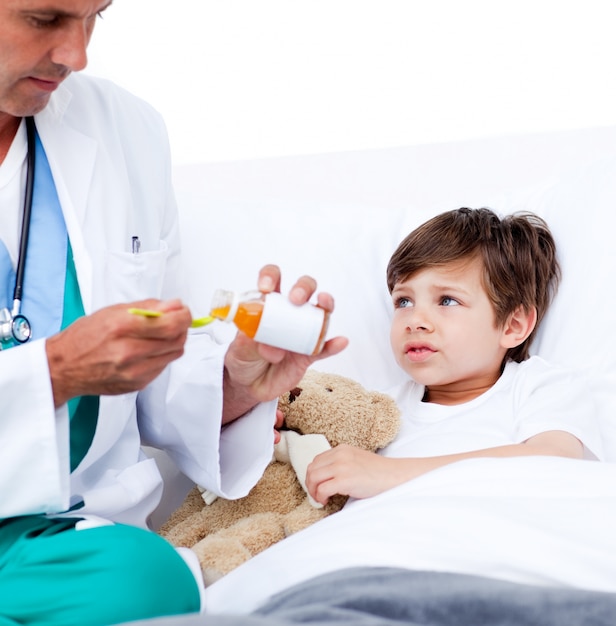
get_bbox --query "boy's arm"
[306,430,583,504]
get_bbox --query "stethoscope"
[0,116,35,347]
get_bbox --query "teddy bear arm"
[283,495,348,536]
[160,462,306,548]
[158,486,204,537]
[193,512,287,585]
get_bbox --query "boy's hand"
[305,444,401,504]
[306,430,586,505]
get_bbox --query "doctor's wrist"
[45,334,76,408]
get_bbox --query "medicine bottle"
[210,289,330,355]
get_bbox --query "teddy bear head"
[277,369,400,451]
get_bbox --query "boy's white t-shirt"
[382,356,604,461]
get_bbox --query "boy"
[306,207,603,504]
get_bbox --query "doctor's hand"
[221,264,348,424]
[46,299,191,408]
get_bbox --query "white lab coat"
[0,73,274,527]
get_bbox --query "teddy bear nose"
[288,387,303,403]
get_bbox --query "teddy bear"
[158,369,401,585]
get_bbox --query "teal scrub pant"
[0,516,201,626]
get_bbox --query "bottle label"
[254,292,325,355]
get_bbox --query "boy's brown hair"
[386,207,560,363]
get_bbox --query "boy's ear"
[500,306,537,349]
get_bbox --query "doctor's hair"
[386,207,561,363]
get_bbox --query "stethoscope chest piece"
[0,307,32,348]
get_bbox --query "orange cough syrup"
[210,289,329,355]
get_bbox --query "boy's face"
[389,256,510,405]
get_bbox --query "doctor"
[0,1,347,624]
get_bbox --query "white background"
[87,0,616,165]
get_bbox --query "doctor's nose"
[50,23,90,72]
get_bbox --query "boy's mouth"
[404,343,436,362]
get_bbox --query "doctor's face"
[0,0,112,118]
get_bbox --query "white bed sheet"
[203,456,616,614]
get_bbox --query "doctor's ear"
[500,305,537,349]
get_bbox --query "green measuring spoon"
[128,308,214,328]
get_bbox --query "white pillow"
[176,149,616,461]
[523,156,616,461]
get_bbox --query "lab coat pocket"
[105,240,169,301]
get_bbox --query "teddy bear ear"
[370,391,396,407]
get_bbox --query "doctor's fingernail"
[289,285,308,303]
[259,275,275,292]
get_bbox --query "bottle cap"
[211,289,240,323]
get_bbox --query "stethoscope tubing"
[12,116,36,317]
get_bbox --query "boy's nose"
[405,306,433,332]
[407,321,431,332]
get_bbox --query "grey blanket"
[121,567,616,625]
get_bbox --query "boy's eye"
[395,296,413,309]
[440,296,460,307]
